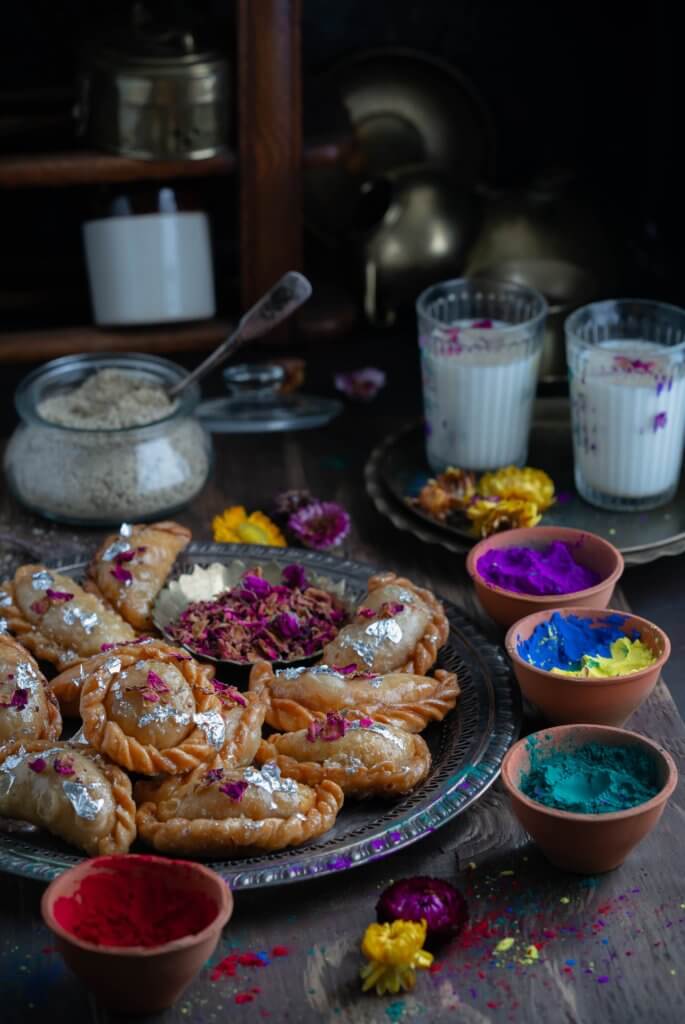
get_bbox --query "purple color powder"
[476,540,601,597]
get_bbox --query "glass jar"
[4,353,212,526]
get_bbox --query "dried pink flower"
[287,501,350,551]
[334,367,386,402]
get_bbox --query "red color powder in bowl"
[41,855,233,1014]
[53,856,219,947]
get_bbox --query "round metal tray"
[0,543,520,889]
[367,402,685,565]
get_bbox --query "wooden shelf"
[0,320,233,363]
[0,136,351,190]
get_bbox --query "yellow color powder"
[552,637,656,678]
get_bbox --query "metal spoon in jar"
[167,271,313,400]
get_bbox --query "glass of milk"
[566,299,685,511]
[417,278,547,472]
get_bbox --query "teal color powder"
[520,739,660,813]
[517,612,636,671]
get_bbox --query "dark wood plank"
[0,320,233,364]
[237,0,304,312]
[1,416,685,1023]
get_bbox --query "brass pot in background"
[358,167,481,327]
[472,258,599,382]
[76,7,230,160]
[465,172,619,381]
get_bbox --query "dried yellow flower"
[466,498,542,538]
[212,506,286,546]
[478,466,555,512]
[360,919,433,995]
[413,467,477,522]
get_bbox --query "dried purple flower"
[205,767,224,784]
[28,758,46,773]
[242,574,273,599]
[219,780,249,801]
[274,612,301,638]
[281,564,309,590]
[287,501,351,551]
[334,367,386,402]
[45,589,74,603]
[376,876,468,947]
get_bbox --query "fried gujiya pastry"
[0,634,62,742]
[86,521,191,631]
[249,660,459,733]
[135,760,344,856]
[0,565,135,672]
[50,637,182,717]
[0,739,136,855]
[79,641,227,775]
[256,713,431,798]
[321,573,449,677]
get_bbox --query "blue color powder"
[517,612,636,671]
[520,738,660,813]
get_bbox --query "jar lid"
[196,363,343,434]
[82,8,224,70]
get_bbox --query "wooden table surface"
[1,407,685,1024]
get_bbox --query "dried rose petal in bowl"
[163,564,348,665]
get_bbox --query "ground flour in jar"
[37,369,177,429]
[8,368,209,523]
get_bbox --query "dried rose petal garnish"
[166,566,347,664]
[358,717,374,728]
[306,712,350,742]
[30,599,49,615]
[146,671,169,693]
[219,780,249,801]
[1,688,30,710]
[45,589,74,603]
[381,601,404,616]
[358,607,375,619]
[28,758,46,773]
[53,757,75,777]
[110,565,133,584]
[212,680,247,706]
[141,690,160,703]
[205,767,224,784]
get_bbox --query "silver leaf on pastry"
[63,780,105,821]
[31,570,54,591]
[193,710,226,750]
[365,619,403,645]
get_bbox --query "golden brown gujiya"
[0,565,135,671]
[86,521,191,631]
[135,760,343,856]
[0,634,62,742]
[79,640,227,775]
[257,714,431,798]
[0,739,136,855]
[322,572,449,677]
[250,660,459,733]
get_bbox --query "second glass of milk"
[566,299,685,511]
[417,278,547,472]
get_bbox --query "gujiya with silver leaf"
[0,527,459,857]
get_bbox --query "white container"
[83,211,215,325]
[417,280,547,472]
[566,300,685,511]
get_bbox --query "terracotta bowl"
[501,724,677,873]
[41,854,233,1015]
[505,607,670,726]
[466,526,624,628]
